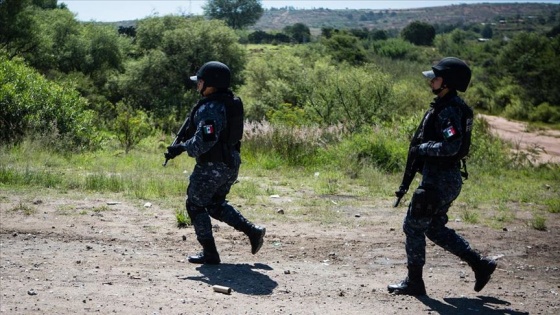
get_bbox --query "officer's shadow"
[416,295,529,315]
[181,263,278,295]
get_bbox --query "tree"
[371,29,388,41]
[481,24,493,38]
[498,32,560,107]
[0,0,39,58]
[115,17,247,124]
[113,100,152,154]
[284,23,311,43]
[203,0,263,29]
[323,34,366,64]
[401,21,435,46]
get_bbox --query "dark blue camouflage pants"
[403,164,472,266]
[186,155,247,242]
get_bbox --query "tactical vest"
[421,94,473,165]
[186,92,244,166]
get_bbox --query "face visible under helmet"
[422,57,472,92]
[190,61,231,89]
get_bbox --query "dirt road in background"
[479,114,560,164]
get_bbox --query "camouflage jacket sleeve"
[183,100,226,158]
[418,105,463,157]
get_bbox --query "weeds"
[175,208,189,228]
[1,124,558,231]
[544,198,560,213]
[530,215,547,231]
[11,202,36,216]
[461,208,480,224]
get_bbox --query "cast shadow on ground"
[181,263,278,295]
[416,295,529,315]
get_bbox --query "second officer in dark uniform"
[388,57,497,295]
[166,61,266,264]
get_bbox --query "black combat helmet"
[422,57,472,92]
[190,61,231,89]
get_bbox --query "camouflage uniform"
[403,91,474,267]
[389,57,496,295]
[183,94,249,244]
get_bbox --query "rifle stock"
[162,117,189,167]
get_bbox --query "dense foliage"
[0,55,98,150]
[401,21,436,46]
[1,0,559,164]
[203,0,264,29]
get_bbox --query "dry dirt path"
[1,190,559,315]
[479,114,560,164]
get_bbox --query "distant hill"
[251,3,559,32]
[108,3,559,33]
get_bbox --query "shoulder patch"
[442,118,461,141]
[202,120,217,142]
[443,125,457,139]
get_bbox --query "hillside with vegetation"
[253,3,558,33]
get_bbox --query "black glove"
[165,144,185,159]
[395,185,407,198]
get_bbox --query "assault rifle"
[394,122,424,207]
[394,146,422,207]
[162,116,189,167]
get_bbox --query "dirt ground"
[479,114,560,165]
[1,115,559,315]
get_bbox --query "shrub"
[113,100,153,154]
[528,103,560,123]
[0,55,99,150]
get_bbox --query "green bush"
[528,103,560,123]
[467,117,512,170]
[369,38,417,59]
[0,56,99,150]
[113,100,153,154]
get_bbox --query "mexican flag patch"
[443,125,457,139]
[203,124,214,135]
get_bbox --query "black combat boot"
[247,225,266,255]
[461,251,497,292]
[210,203,266,255]
[187,239,221,264]
[387,265,426,295]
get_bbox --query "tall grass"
[1,121,558,230]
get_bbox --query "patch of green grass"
[231,179,263,205]
[460,208,479,224]
[175,208,190,228]
[493,203,516,223]
[1,128,558,232]
[315,176,340,195]
[92,205,110,213]
[530,215,547,231]
[544,198,560,213]
[11,202,36,216]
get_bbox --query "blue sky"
[61,1,559,22]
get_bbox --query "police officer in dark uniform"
[166,61,266,264]
[388,57,497,295]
